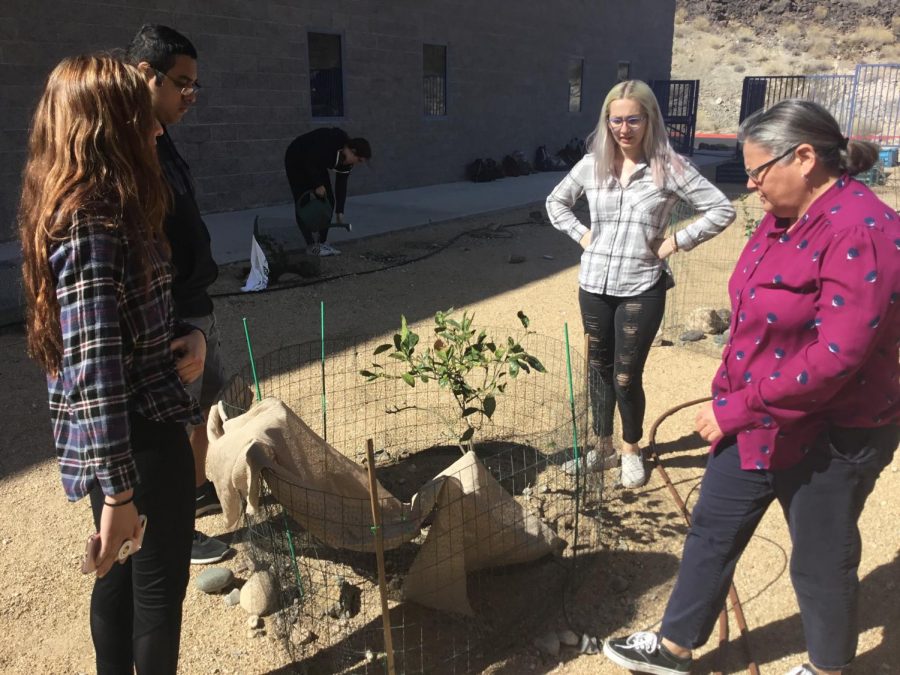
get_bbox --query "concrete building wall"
[0,0,675,240]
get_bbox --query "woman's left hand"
[171,329,207,385]
[695,401,724,443]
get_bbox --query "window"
[568,58,583,113]
[308,32,343,117]
[423,44,447,116]
[617,61,631,82]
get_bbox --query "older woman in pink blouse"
[603,100,899,675]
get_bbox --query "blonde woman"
[546,79,735,488]
[19,54,202,673]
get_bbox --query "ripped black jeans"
[579,277,666,444]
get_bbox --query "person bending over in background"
[284,127,371,256]
[546,79,735,488]
[19,53,201,674]
[603,100,899,675]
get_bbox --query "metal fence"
[650,79,699,156]
[848,64,900,145]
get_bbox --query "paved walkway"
[0,152,730,324]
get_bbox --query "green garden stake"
[242,317,262,402]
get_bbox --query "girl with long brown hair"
[19,53,202,674]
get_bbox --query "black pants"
[660,425,898,671]
[88,413,195,675]
[579,277,666,443]
[285,169,334,245]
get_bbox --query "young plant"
[360,309,546,451]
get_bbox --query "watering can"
[294,190,352,235]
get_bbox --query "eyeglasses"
[745,145,798,182]
[155,69,202,97]
[608,115,645,129]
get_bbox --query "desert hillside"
[672,0,900,132]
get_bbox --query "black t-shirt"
[157,129,218,318]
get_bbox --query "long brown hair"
[18,53,169,374]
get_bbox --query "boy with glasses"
[126,24,231,565]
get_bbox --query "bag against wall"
[511,150,533,175]
[242,235,269,292]
[501,154,521,177]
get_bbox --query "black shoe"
[190,530,230,565]
[603,632,692,674]
[195,480,222,517]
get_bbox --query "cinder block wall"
[0,0,675,240]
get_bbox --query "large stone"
[685,307,729,335]
[240,570,278,616]
[533,631,560,657]
[195,567,234,594]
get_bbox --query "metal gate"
[848,64,900,145]
[649,79,699,156]
[738,74,856,128]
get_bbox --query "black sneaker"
[603,631,692,674]
[190,530,231,565]
[195,480,222,517]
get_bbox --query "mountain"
[672,0,900,132]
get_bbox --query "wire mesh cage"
[217,329,606,673]
[662,168,900,347]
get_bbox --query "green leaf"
[393,333,402,351]
[400,315,409,341]
[408,331,419,350]
[359,369,375,377]
[373,344,392,355]
[401,372,415,387]
[483,395,496,419]
[517,310,530,328]
[509,360,519,378]
[462,407,479,417]
[527,355,547,372]
[460,426,475,442]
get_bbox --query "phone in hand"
[81,514,148,574]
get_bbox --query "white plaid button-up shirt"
[546,154,736,296]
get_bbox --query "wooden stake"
[366,439,396,675]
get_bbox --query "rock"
[713,328,731,346]
[610,575,631,593]
[533,631,560,657]
[224,588,241,607]
[508,254,526,264]
[240,570,278,616]
[195,567,234,594]
[327,580,362,619]
[558,629,580,647]
[247,615,261,629]
[685,307,729,334]
[679,329,705,343]
[290,626,315,646]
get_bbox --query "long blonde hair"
[18,53,170,374]
[586,79,685,188]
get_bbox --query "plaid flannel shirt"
[546,154,736,296]
[47,214,201,502]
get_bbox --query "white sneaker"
[784,666,817,675]
[319,243,341,256]
[620,452,646,488]
[306,244,321,256]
